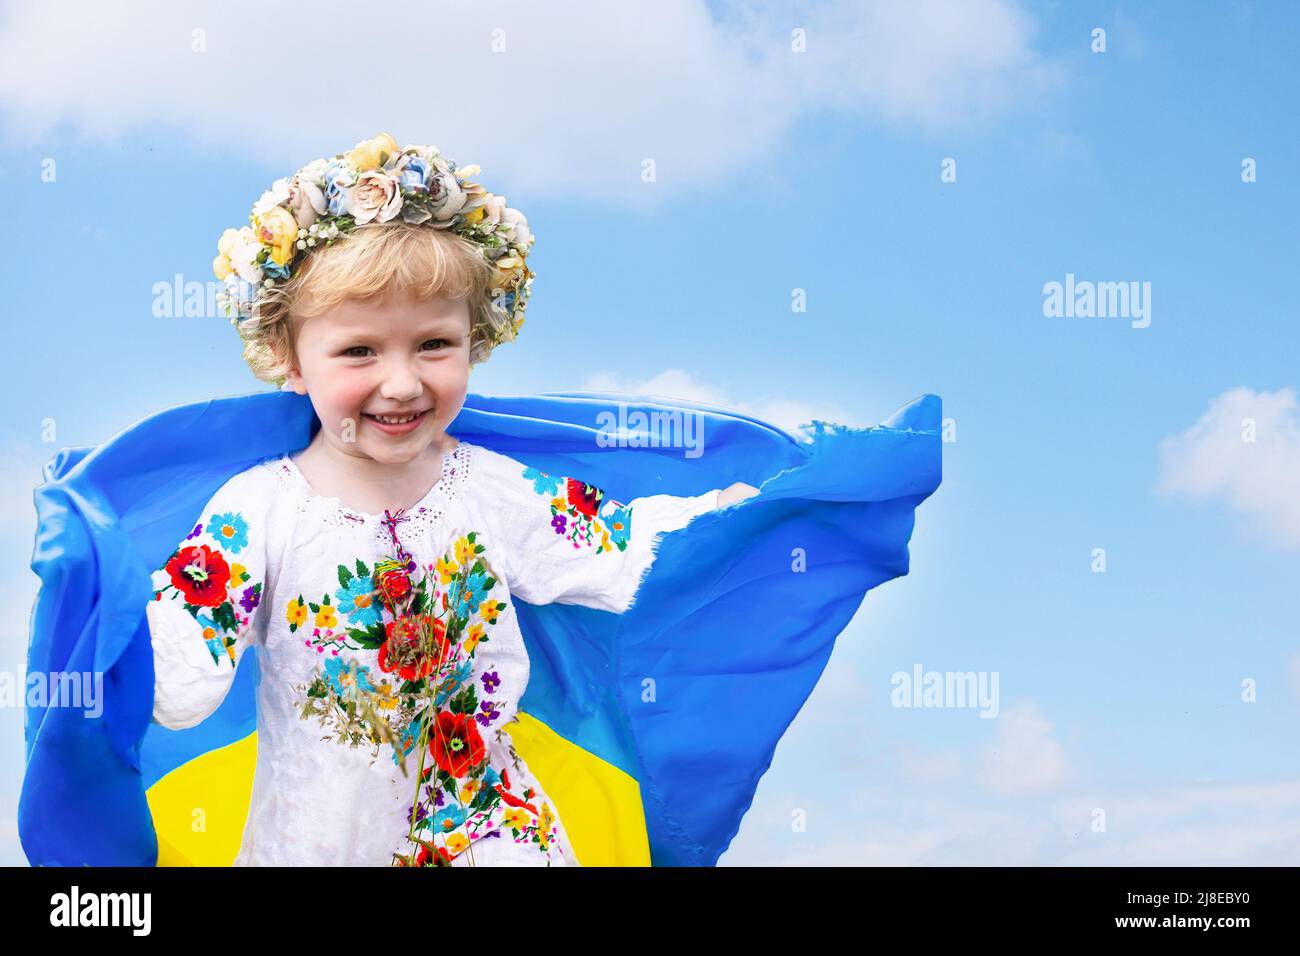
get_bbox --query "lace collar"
[265,441,473,537]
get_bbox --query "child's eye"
[341,340,445,358]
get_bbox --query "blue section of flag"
[18,388,940,866]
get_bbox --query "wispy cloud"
[977,700,1070,795]
[0,0,1055,202]
[1156,387,1300,548]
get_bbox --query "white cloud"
[581,367,863,434]
[898,745,963,783]
[977,699,1069,795]
[1156,387,1300,548]
[0,0,1054,202]
[725,696,1300,865]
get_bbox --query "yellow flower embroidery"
[454,536,475,565]
[538,803,555,850]
[503,807,530,832]
[463,622,486,655]
[230,562,247,583]
[315,605,337,629]
[434,556,459,585]
[286,598,307,627]
[459,779,482,805]
[443,832,470,856]
[375,682,397,711]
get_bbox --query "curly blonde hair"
[237,222,513,386]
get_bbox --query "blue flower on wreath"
[324,160,352,216]
[336,576,382,627]
[261,260,290,280]
[398,156,428,190]
[207,511,249,553]
[522,466,562,497]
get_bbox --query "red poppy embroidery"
[429,710,487,777]
[566,478,604,518]
[164,544,231,608]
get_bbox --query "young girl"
[147,134,758,867]
[19,134,940,869]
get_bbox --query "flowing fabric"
[18,387,941,866]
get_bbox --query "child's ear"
[284,364,308,396]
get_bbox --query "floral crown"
[212,133,535,348]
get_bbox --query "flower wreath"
[212,132,535,348]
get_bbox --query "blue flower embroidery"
[196,610,225,665]
[336,575,381,627]
[599,502,633,549]
[435,660,473,707]
[393,714,425,766]
[433,804,468,831]
[523,465,562,497]
[446,566,490,618]
[207,511,249,553]
[323,656,377,697]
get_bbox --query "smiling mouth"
[364,410,430,425]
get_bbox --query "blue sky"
[2,0,1298,864]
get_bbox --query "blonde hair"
[238,222,511,386]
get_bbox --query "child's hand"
[717,482,761,508]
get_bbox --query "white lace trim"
[260,441,473,541]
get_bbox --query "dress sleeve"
[146,468,271,730]
[481,447,721,614]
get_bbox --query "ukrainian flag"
[19,388,941,866]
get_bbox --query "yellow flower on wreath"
[346,132,398,171]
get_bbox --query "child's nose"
[377,359,423,401]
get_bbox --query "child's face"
[285,291,471,466]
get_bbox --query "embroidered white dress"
[146,439,720,867]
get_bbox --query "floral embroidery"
[153,510,262,667]
[522,465,634,554]
[292,509,564,867]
